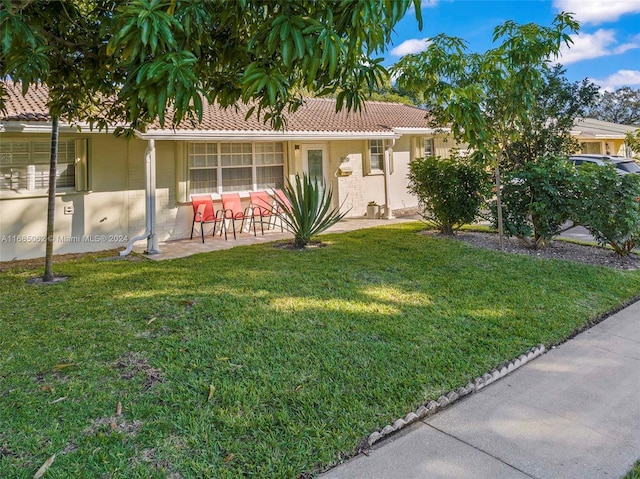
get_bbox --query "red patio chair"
[221,193,256,239]
[190,195,227,242]
[272,188,292,232]
[249,191,276,235]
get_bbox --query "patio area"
[132,216,421,261]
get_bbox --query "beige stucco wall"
[285,139,388,218]
[329,140,384,217]
[0,133,430,261]
[388,135,417,214]
[0,132,134,261]
[387,134,461,215]
[125,140,184,242]
[575,138,628,156]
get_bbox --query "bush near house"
[408,153,491,235]
[571,163,640,255]
[497,156,576,248]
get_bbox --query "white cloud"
[553,0,640,25]
[613,42,639,54]
[390,38,431,57]
[591,70,640,91]
[556,29,639,64]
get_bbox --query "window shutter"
[175,143,189,202]
[410,137,425,161]
[362,140,371,176]
[74,139,90,191]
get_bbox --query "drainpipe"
[120,139,161,256]
[382,139,395,219]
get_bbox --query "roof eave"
[135,130,401,141]
[573,133,629,139]
[393,127,450,135]
[0,120,125,134]
[0,121,93,133]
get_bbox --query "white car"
[569,154,640,175]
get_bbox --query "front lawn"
[2,223,639,478]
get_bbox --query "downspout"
[382,138,395,219]
[120,139,161,256]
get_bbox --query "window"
[424,138,435,157]
[369,139,384,172]
[580,142,602,154]
[189,143,217,194]
[188,142,285,195]
[0,140,76,192]
[255,142,285,189]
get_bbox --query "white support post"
[382,139,395,219]
[146,139,160,255]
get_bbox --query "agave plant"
[273,173,348,248]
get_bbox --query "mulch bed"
[426,230,640,271]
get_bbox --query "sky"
[384,0,640,91]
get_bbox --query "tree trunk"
[43,116,59,282]
[495,159,504,250]
[441,224,455,236]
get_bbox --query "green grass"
[2,222,639,478]
[624,461,640,479]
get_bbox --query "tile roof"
[1,81,429,133]
[1,82,50,121]
[572,118,638,138]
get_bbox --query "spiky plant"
[274,173,348,248]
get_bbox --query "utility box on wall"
[337,164,353,176]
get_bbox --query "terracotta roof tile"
[1,81,429,133]
[1,82,50,121]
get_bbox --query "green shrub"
[274,173,348,248]
[497,155,576,248]
[408,153,490,235]
[572,163,640,255]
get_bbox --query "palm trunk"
[43,116,59,282]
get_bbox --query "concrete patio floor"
[132,216,421,261]
[129,217,602,262]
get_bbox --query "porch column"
[120,138,161,256]
[383,139,395,219]
[146,139,161,255]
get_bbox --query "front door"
[302,144,328,190]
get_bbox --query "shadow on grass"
[1,223,639,478]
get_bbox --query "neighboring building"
[572,118,638,157]
[0,82,451,261]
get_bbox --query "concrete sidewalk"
[321,300,640,479]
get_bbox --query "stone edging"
[366,344,546,447]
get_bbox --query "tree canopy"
[391,13,579,158]
[0,0,421,281]
[391,13,580,247]
[587,87,640,126]
[0,0,422,131]
[505,64,599,168]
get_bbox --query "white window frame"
[0,138,86,197]
[187,141,286,196]
[254,142,286,190]
[364,139,385,176]
[424,138,435,157]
